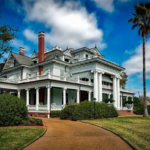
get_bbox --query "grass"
[82,117,150,150]
[0,127,46,150]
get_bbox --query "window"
[33,61,37,64]
[65,59,69,62]
[86,54,88,59]
[14,60,17,67]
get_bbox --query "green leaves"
[60,101,118,121]
[0,94,28,126]
[0,10,18,59]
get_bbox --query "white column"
[98,73,102,102]
[77,89,80,103]
[26,88,30,106]
[108,94,111,99]
[113,76,117,108]
[126,96,128,101]
[94,71,98,101]
[120,95,123,110]
[88,91,91,101]
[117,78,120,110]
[47,86,50,111]
[18,90,20,98]
[35,87,39,110]
[63,88,67,106]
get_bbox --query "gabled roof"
[11,53,32,66]
[90,47,103,56]
[31,51,38,59]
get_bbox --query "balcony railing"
[0,73,93,86]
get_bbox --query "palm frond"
[135,5,147,16]
[132,23,140,30]
[145,2,150,9]
[138,27,142,36]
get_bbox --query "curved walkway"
[24,118,132,150]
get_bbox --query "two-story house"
[0,31,134,118]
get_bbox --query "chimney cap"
[19,47,25,51]
[38,31,45,35]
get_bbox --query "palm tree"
[128,2,150,117]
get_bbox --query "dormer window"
[33,61,37,64]
[65,58,69,62]
[86,54,88,59]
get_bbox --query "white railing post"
[36,72,39,80]
[48,69,51,79]
[27,74,29,82]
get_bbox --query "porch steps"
[118,110,142,117]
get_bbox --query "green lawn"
[0,127,46,150]
[82,117,150,150]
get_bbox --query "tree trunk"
[142,32,148,117]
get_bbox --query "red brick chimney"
[38,31,45,63]
[19,47,25,56]
[38,31,45,75]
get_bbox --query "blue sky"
[0,0,150,96]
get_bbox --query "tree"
[128,2,150,117]
[0,62,4,72]
[120,72,128,89]
[0,10,18,59]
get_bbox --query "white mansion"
[0,31,133,118]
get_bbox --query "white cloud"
[11,39,30,52]
[93,0,133,13]
[122,39,150,75]
[22,0,106,49]
[23,29,37,44]
[93,0,114,13]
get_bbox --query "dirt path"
[24,118,132,150]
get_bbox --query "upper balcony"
[0,71,133,93]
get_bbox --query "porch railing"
[38,105,47,110]
[28,105,36,110]
[51,105,64,110]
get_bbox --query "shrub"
[0,94,28,126]
[133,97,150,115]
[22,118,43,126]
[50,110,61,117]
[103,98,114,103]
[60,101,118,121]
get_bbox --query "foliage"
[60,101,118,121]
[133,97,150,114]
[0,127,46,150]
[50,110,61,117]
[103,98,114,103]
[0,62,4,72]
[125,99,133,104]
[22,118,43,126]
[128,2,150,116]
[0,94,28,126]
[0,10,18,59]
[120,72,128,89]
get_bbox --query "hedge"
[50,110,61,117]
[60,101,118,121]
[0,94,28,126]
[0,94,43,126]
[133,97,150,115]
